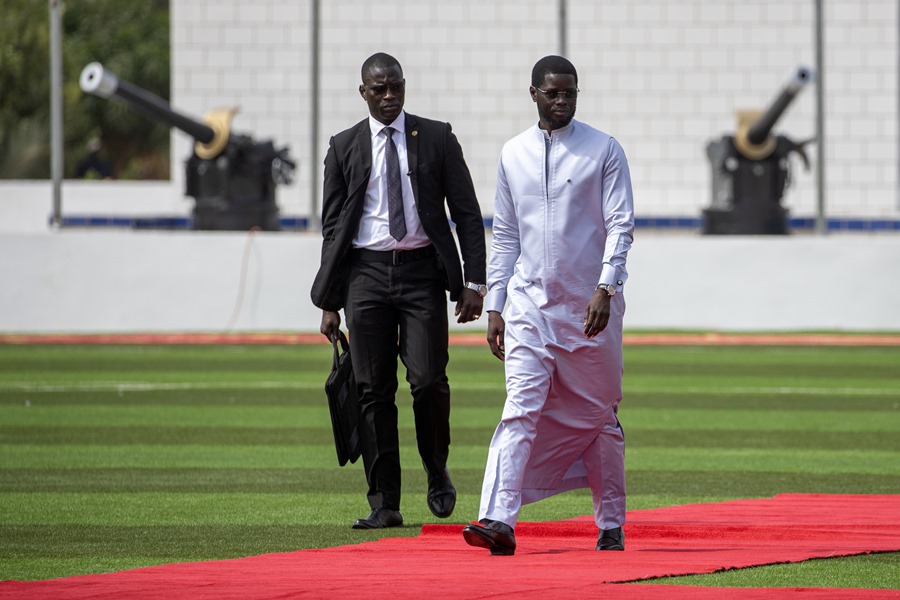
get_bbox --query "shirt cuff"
[598,267,625,290]
[485,291,507,314]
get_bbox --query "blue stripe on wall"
[50,215,900,232]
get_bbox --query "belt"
[352,245,436,265]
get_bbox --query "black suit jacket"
[310,113,486,312]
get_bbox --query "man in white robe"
[463,56,634,556]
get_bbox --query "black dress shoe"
[462,519,516,556]
[426,468,457,519]
[596,526,624,550]
[351,508,403,530]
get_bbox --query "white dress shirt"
[352,112,430,251]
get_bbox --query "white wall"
[1,230,316,334]
[167,0,897,221]
[3,1,896,224]
[2,231,898,333]
[0,181,186,234]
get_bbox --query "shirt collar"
[537,119,576,139]
[369,112,406,138]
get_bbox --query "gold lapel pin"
[411,130,418,137]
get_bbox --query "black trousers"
[345,247,451,510]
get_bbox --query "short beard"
[541,106,576,131]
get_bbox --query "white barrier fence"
[2,229,898,333]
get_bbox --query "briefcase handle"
[331,330,350,370]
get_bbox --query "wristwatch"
[596,283,616,296]
[465,282,488,298]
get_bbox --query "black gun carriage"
[79,62,295,231]
[703,67,815,235]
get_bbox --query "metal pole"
[559,0,567,57]
[49,0,64,229]
[309,0,321,230]
[814,0,826,234]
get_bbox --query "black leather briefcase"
[324,330,362,466]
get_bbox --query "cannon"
[702,67,815,235]
[79,62,294,231]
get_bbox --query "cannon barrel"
[79,61,295,231]
[79,62,217,148]
[747,66,814,145]
[734,66,813,161]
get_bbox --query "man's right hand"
[320,310,341,341]
[486,311,505,361]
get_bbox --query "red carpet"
[2,494,898,599]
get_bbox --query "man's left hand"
[454,288,484,323]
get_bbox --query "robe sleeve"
[597,137,635,290]
[485,153,520,313]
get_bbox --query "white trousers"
[478,294,626,530]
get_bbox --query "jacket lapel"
[349,120,372,200]
[405,113,419,205]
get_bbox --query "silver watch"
[465,282,488,298]
[596,283,616,296]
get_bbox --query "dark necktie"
[383,127,407,241]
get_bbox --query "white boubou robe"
[479,119,635,530]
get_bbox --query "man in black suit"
[311,52,487,529]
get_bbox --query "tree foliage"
[0,0,170,179]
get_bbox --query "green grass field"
[1,341,898,589]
